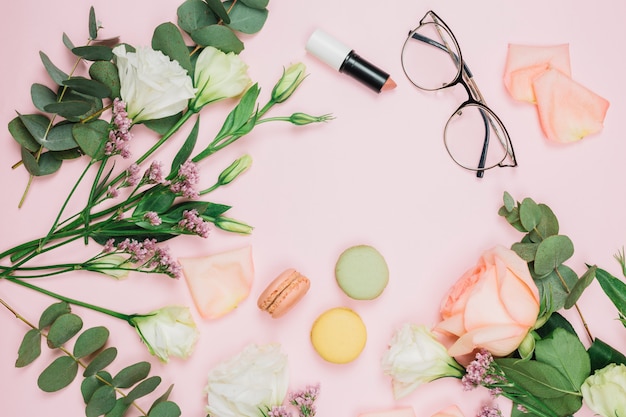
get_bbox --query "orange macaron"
[257,268,311,318]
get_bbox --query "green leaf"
[239,0,269,9]
[45,101,93,119]
[595,267,626,323]
[8,117,40,152]
[72,45,113,61]
[124,376,161,404]
[204,0,230,23]
[519,197,542,232]
[21,148,63,176]
[86,385,116,417]
[74,326,110,359]
[497,358,573,399]
[149,384,174,412]
[84,347,118,377]
[81,371,112,403]
[191,25,244,54]
[152,22,193,77]
[38,356,79,392]
[211,83,259,142]
[112,361,151,389]
[535,328,590,390]
[72,120,109,159]
[104,399,130,417]
[528,203,559,242]
[89,61,121,99]
[498,205,526,232]
[90,221,176,246]
[177,0,218,34]
[40,51,69,85]
[161,201,230,223]
[53,149,82,160]
[37,122,79,151]
[224,1,268,34]
[143,112,183,135]
[511,242,539,262]
[61,89,104,122]
[503,191,515,212]
[47,313,83,348]
[588,338,626,372]
[148,401,182,417]
[18,113,50,145]
[533,264,578,313]
[88,6,98,39]
[63,77,111,99]
[535,312,576,338]
[565,265,597,309]
[31,83,58,112]
[134,188,177,216]
[533,235,574,276]
[170,116,199,175]
[15,329,42,368]
[63,33,76,50]
[39,302,71,329]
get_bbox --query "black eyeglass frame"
[401,10,517,177]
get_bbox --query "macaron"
[335,245,389,300]
[257,268,310,318]
[310,307,367,364]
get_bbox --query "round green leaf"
[503,191,515,212]
[177,0,217,34]
[39,302,71,329]
[511,242,539,262]
[86,385,116,417]
[152,22,193,76]
[89,61,121,99]
[519,197,542,232]
[21,148,63,176]
[83,347,117,377]
[533,264,578,313]
[52,149,82,160]
[8,116,40,152]
[112,361,151,388]
[224,1,268,34]
[72,45,113,61]
[81,371,112,403]
[45,101,93,119]
[18,113,50,145]
[15,329,42,368]
[73,326,110,359]
[72,120,109,159]
[44,123,79,151]
[191,25,244,54]
[104,399,131,417]
[148,401,181,417]
[63,77,111,99]
[47,313,83,348]
[239,0,268,9]
[38,356,79,392]
[124,376,161,404]
[534,235,575,276]
[31,83,58,112]
[204,0,230,23]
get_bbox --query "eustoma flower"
[191,46,252,110]
[113,45,196,123]
[581,363,626,417]
[435,245,540,357]
[205,343,289,417]
[129,306,199,363]
[381,324,464,399]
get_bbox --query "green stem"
[5,277,131,321]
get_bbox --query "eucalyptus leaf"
[239,0,269,10]
[81,371,112,403]
[595,267,626,323]
[498,205,526,232]
[83,347,117,377]
[143,113,183,135]
[73,326,110,359]
[103,399,130,417]
[18,113,50,145]
[177,0,218,34]
[534,328,590,390]
[63,32,76,50]
[21,148,63,176]
[15,329,42,368]
[44,101,92,119]
[62,89,104,122]
[88,7,98,39]
[112,361,151,388]
[89,60,121,99]
[191,25,244,54]
[533,235,574,276]
[528,203,559,242]
[43,123,79,151]
[31,83,58,112]
[149,384,174,412]
[511,242,539,262]
[72,120,109,159]
[503,191,515,212]
[63,77,111,99]
[8,117,40,152]
[38,356,79,392]
[533,264,578,313]
[588,338,626,372]
[86,385,116,417]
[47,313,83,348]
[148,401,182,417]
[519,197,542,232]
[224,0,268,34]
[204,0,230,23]
[565,265,597,309]
[170,116,199,176]
[134,188,176,216]
[40,51,69,85]
[39,302,71,329]
[72,45,113,61]
[124,376,161,404]
[152,22,193,77]
[52,149,82,160]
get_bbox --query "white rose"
[581,363,626,417]
[130,306,199,362]
[113,45,195,123]
[382,324,464,399]
[205,343,289,417]
[191,46,252,110]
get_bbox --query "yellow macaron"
[310,307,367,364]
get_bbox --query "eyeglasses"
[401,10,517,177]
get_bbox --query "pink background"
[1,1,626,416]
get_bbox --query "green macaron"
[335,245,389,300]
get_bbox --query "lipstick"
[306,29,396,93]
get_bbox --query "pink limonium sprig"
[289,384,320,417]
[104,98,133,158]
[477,405,503,417]
[169,159,200,199]
[104,238,182,279]
[177,209,210,238]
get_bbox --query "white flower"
[130,306,199,362]
[113,45,195,123]
[382,324,464,399]
[581,363,626,417]
[205,343,289,417]
[191,46,252,110]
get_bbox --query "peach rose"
[435,245,540,357]
[430,405,465,417]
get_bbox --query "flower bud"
[271,63,306,103]
[217,154,252,186]
[86,254,131,279]
[215,217,253,234]
[288,112,334,126]
[581,363,626,417]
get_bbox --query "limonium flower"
[106,238,182,278]
[105,98,133,157]
[178,209,210,238]
[170,159,200,199]
[268,406,292,417]
[477,405,502,417]
[289,384,320,417]
[191,46,252,111]
[113,45,195,123]
[462,349,506,396]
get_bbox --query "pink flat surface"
[2,1,626,416]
